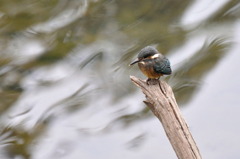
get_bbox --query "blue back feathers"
[153,57,172,75]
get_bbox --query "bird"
[130,46,172,83]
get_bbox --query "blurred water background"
[0,0,240,159]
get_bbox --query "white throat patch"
[151,54,160,59]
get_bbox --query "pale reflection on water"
[0,0,240,159]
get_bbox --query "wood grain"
[130,76,202,159]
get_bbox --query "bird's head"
[130,46,161,65]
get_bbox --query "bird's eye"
[143,54,151,58]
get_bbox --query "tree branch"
[130,76,202,159]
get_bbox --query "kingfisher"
[130,46,172,83]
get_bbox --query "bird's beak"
[129,58,140,66]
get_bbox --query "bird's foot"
[146,78,159,85]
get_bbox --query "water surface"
[0,0,240,159]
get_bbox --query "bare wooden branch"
[130,76,202,159]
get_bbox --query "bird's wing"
[153,57,172,75]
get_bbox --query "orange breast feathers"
[138,61,162,79]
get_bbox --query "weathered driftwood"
[130,76,202,159]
